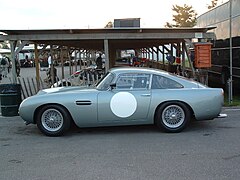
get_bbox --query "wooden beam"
[104,39,109,72]
[34,43,40,91]
[10,41,17,84]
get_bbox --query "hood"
[37,86,93,95]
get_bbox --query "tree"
[104,21,113,28]
[0,41,10,49]
[207,0,218,9]
[165,4,197,28]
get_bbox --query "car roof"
[109,67,169,76]
[108,67,203,88]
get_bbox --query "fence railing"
[3,73,103,100]
[17,77,47,99]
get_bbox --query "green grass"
[224,95,240,106]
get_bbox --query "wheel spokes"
[41,109,64,132]
[162,105,185,128]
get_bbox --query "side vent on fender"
[76,100,92,105]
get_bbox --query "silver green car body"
[19,67,224,128]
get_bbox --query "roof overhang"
[0,27,216,50]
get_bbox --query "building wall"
[197,0,240,40]
[196,0,240,91]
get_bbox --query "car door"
[97,73,151,124]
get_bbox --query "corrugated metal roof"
[0,27,215,50]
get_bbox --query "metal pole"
[229,0,233,104]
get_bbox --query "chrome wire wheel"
[161,104,185,129]
[41,108,64,132]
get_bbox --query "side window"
[97,72,115,90]
[151,74,183,89]
[116,73,150,90]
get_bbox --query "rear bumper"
[217,113,227,118]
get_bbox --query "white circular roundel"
[110,92,137,118]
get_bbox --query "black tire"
[36,105,71,136]
[155,102,190,133]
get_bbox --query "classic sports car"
[19,67,224,136]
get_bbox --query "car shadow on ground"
[66,120,217,137]
[11,118,219,137]
[69,124,160,136]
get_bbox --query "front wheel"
[156,102,190,133]
[36,105,71,136]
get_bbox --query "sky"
[0,0,228,29]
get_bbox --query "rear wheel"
[156,102,190,133]
[36,105,71,136]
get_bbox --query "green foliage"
[104,21,113,28]
[165,4,197,28]
[208,0,218,9]
[224,95,240,106]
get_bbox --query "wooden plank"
[22,78,30,97]
[27,77,33,96]
[31,78,37,94]
[17,77,26,99]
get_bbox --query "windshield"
[96,72,115,90]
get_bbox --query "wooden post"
[182,41,186,76]
[50,45,54,85]
[79,50,82,70]
[10,41,17,84]
[74,49,77,72]
[60,47,64,79]
[156,47,159,62]
[34,43,40,91]
[67,47,72,76]
[104,39,109,72]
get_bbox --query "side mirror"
[109,83,116,90]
